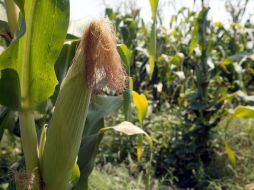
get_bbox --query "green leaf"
[0,69,21,109]
[169,53,184,66]
[189,8,209,55]
[224,106,254,155]
[0,20,10,33]
[81,95,123,137]
[188,10,204,55]
[225,142,236,168]
[105,8,114,20]
[77,132,103,185]
[5,0,19,35]
[189,23,199,55]
[213,21,224,29]
[221,58,233,71]
[51,40,79,104]
[123,77,133,121]
[148,22,157,79]
[149,55,155,79]
[74,95,123,190]
[148,0,159,78]
[66,33,80,42]
[149,0,159,20]
[13,0,24,13]
[132,91,148,124]
[117,44,131,70]
[0,27,9,49]
[0,0,70,110]
[0,107,16,141]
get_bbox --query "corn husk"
[41,19,126,190]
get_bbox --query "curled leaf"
[100,121,153,150]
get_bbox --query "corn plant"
[0,0,152,189]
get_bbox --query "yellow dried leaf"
[132,91,148,124]
[225,142,236,168]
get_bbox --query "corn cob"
[41,19,126,190]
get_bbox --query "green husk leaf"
[41,51,92,190]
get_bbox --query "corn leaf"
[123,89,132,121]
[189,8,209,55]
[149,0,159,20]
[0,69,20,109]
[74,95,124,190]
[0,0,70,110]
[117,44,131,69]
[148,22,157,79]
[51,40,79,104]
[148,0,158,79]
[189,19,199,55]
[0,20,10,34]
[4,0,19,35]
[225,106,254,129]
[0,107,16,141]
[220,58,233,71]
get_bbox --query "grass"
[89,164,144,190]
[0,130,21,190]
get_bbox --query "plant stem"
[4,0,19,37]
[19,111,41,190]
